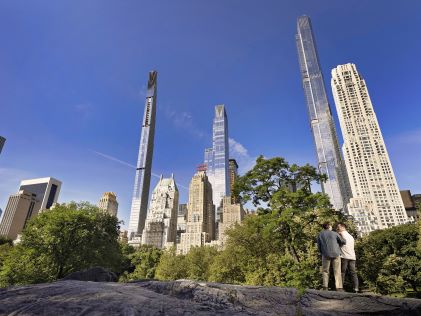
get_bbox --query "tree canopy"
[0,202,122,287]
[356,223,420,297]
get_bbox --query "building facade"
[400,190,419,222]
[0,190,40,240]
[176,204,187,244]
[204,105,230,209]
[229,159,239,204]
[178,171,215,254]
[331,63,409,233]
[98,192,119,217]
[141,175,179,249]
[19,177,61,212]
[218,196,245,247]
[296,16,351,212]
[129,71,158,240]
[0,136,5,155]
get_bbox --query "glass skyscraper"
[296,16,351,212]
[128,71,157,240]
[204,105,230,209]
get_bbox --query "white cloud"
[229,138,256,175]
[162,106,207,139]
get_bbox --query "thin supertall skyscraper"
[128,71,157,240]
[296,16,351,212]
[331,63,409,233]
[204,105,230,209]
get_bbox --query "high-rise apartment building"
[296,16,351,212]
[400,190,419,222]
[176,204,187,244]
[229,159,239,203]
[204,105,230,209]
[0,136,5,155]
[19,177,61,212]
[141,175,179,249]
[331,63,409,233]
[128,71,157,240]
[218,196,245,247]
[178,171,215,254]
[0,190,40,239]
[98,192,119,217]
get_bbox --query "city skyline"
[1,1,421,230]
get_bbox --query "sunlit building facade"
[296,16,351,212]
[141,175,178,249]
[0,190,40,240]
[98,192,118,217]
[178,171,215,254]
[331,63,409,233]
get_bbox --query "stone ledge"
[0,279,420,315]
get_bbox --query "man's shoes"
[322,287,328,291]
[337,288,344,292]
[354,288,359,293]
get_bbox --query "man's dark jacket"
[317,230,346,258]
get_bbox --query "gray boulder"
[0,279,420,315]
[61,266,118,282]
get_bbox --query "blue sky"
[1,1,421,228]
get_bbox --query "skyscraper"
[218,196,245,247]
[296,16,351,212]
[331,63,409,233]
[0,190,40,240]
[141,175,179,249]
[98,192,119,217]
[229,159,239,204]
[176,204,187,244]
[0,136,5,155]
[204,105,230,209]
[128,71,157,240]
[19,177,62,212]
[178,170,215,254]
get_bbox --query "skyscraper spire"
[295,16,351,212]
[128,71,157,240]
[204,105,230,208]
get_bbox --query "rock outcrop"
[0,279,420,315]
[61,266,118,282]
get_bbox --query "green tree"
[120,245,162,281]
[0,202,122,287]
[0,236,13,246]
[155,247,188,280]
[185,246,218,281]
[225,156,354,290]
[356,223,420,297]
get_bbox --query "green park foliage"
[0,156,420,298]
[0,202,122,287]
[356,223,420,297]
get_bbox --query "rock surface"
[61,267,118,282]
[0,279,420,315]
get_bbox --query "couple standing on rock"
[317,222,359,293]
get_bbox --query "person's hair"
[322,222,331,229]
[337,223,347,229]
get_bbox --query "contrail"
[91,150,189,190]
